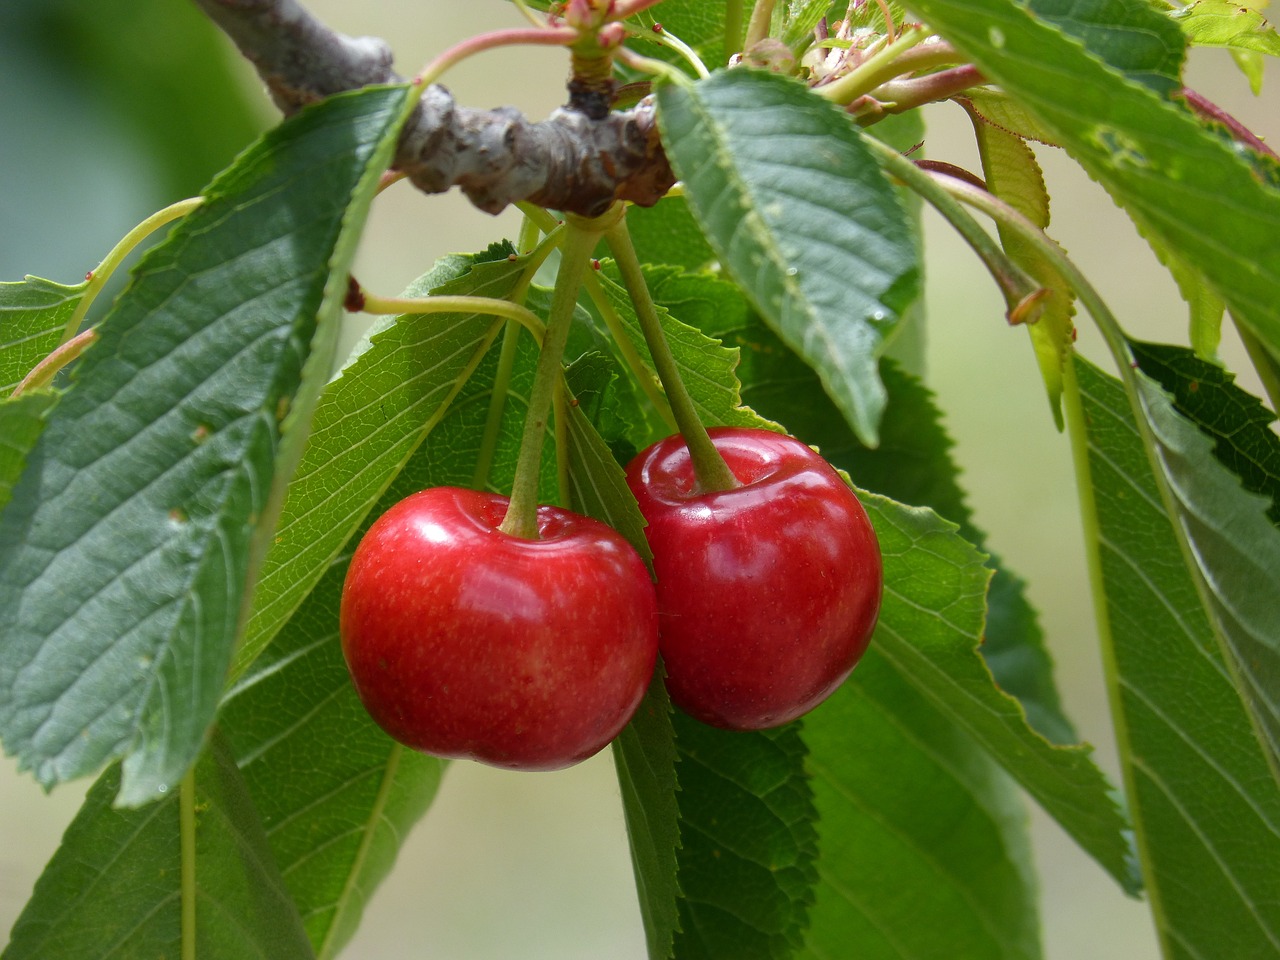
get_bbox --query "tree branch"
[194,0,675,216]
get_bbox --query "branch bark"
[194,0,674,216]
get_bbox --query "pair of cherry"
[339,427,883,769]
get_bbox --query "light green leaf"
[236,250,524,674]
[1174,1,1280,58]
[656,68,920,447]
[803,651,1040,960]
[221,559,445,960]
[0,276,83,393]
[0,85,413,805]
[2,738,314,960]
[965,101,1075,429]
[905,0,1280,368]
[1073,355,1280,957]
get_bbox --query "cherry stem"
[413,26,576,90]
[499,211,615,538]
[724,0,745,57]
[65,196,203,343]
[864,137,1044,322]
[472,319,525,491]
[743,0,776,51]
[603,217,739,494]
[815,27,934,105]
[11,327,97,398]
[359,292,546,342]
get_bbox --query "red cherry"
[339,487,659,770]
[626,428,882,730]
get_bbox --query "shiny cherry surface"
[626,428,882,730]
[339,486,658,770]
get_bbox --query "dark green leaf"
[237,251,524,673]
[612,674,682,960]
[0,85,413,804]
[671,716,818,959]
[905,0,1280,366]
[1131,339,1280,525]
[1121,352,1280,782]
[657,69,920,446]
[626,3,732,74]
[624,199,718,273]
[221,559,445,960]
[2,738,313,960]
[803,651,1040,960]
[1074,355,1280,956]
[1026,0,1186,94]
[0,276,83,393]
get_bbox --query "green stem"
[581,270,677,429]
[864,138,1043,319]
[180,766,197,960]
[10,328,97,398]
[516,210,543,256]
[724,0,745,58]
[604,217,738,493]
[815,27,929,105]
[743,0,776,50]
[553,377,572,508]
[472,319,526,491]
[64,196,203,342]
[647,23,711,78]
[499,213,612,538]
[360,292,546,342]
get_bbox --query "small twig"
[1182,87,1279,162]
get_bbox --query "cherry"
[625,427,882,731]
[339,486,659,770]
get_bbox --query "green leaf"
[1072,356,1280,957]
[220,559,445,960]
[626,3,732,73]
[562,364,654,564]
[594,261,777,434]
[863,492,1139,893]
[0,391,57,515]
[0,85,414,805]
[671,716,818,959]
[802,651,1040,960]
[1132,339,1280,524]
[1026,0,1186,93]
[905,0,1280,366]
[0,276,83,393]
[612,675,682,960]
[2,737,313,960]
[624,198,718,273]
[656,68,920,446]
[236,251,524,674]
[1174,1,1280,59]
[1118,345,1280,781]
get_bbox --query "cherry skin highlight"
[626,427,882,730]
[339,486,659,770]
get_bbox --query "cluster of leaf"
[2,0,1280,959]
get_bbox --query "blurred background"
[1,0,1275,956]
